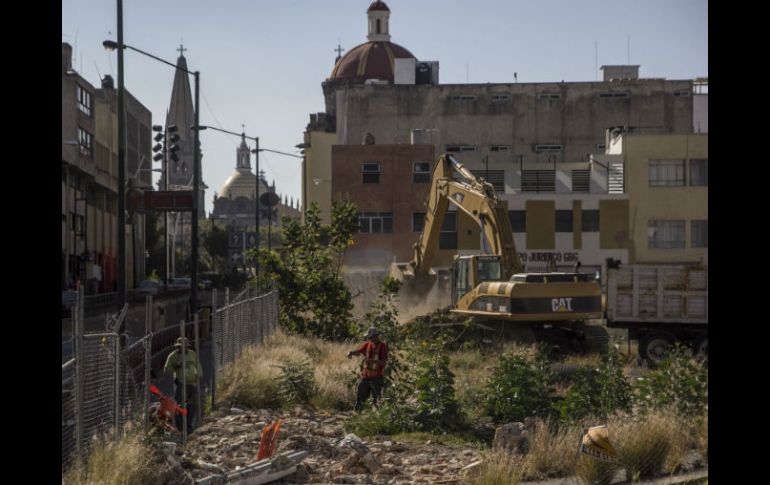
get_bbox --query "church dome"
[329,41,415,83]
[328,0,415,83]
[219,170,268,200]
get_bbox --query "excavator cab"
[452,255,503,306]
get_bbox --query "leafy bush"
[275,359,317,408]
[558,349,632,422]
[484,352,556,424]
[634,344,708,416]
[347,338,467,436]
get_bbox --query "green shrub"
[411,341,467,433]
[484,352,556,424]
[634,344,708,416]
[274,359,317,408]
[558,349,632,422]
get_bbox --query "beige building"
[302,2,699,278]
[603,132,707,265]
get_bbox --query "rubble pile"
[180,407,483,484]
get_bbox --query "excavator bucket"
[388,262,437,295]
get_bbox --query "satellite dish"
[260,191,280,207]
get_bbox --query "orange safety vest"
[362,342,386,379]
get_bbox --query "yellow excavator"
[389,154,606,348]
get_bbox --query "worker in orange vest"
[348,327,388,411]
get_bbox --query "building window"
[555,210,573,232]
[77,85,92,116]
[362,162,380,184]
[521,170,555,193]
[674,90,691,97]
[648,220,686,249]
[445,144,477,152]
[413,212,425,232]
[439,212,457,249]
[572,169,590,192]
[509,210,526,232]
[690,159,708,186]
[535,144,563,153]
[490,145,511,152]
[649,159,685,187]
[78,127,93,158]
[596,143,606,151]
[582,210,599,232]
[691,220,708,248]
[448,95,477,101]
[470,169,505,192]
[358,212,393,234]
[413,162,431,183]
[598,91,630,98]
[537,93,561,101]
[491,94,510,102]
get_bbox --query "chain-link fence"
[211,288,279,407]
[62,286,280,473]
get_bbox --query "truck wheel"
[639,332,675,364]
[583,325,610,353]
[694,334,708,362]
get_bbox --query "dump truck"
[606,263,708,363]
[390,154,606,348]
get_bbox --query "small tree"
[484,352,556,424]
[634,344,708,417]
[247,201,359,340]
[558,348,633,422]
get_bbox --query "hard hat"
[175,337,189,347]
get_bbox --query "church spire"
[236,132,251,171]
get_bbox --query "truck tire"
[694,333,708,362]
[583,325,610,353]
[639,331,675,364]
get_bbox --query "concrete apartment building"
[302,2,703,278]
[331,143,435,266]
[600,131,708,265]
[62,42,151,292]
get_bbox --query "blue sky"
[62,0,708,214]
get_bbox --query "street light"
[104,30,201,315]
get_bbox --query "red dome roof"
[367,1,390,12]
[329,41,415,83]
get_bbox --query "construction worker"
[164,337,203,432]
[348,327,388,412]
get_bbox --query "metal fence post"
[144,295,152,431]
[211,288,217,411]
[114,308,121,437]
[180,318,187,444]
[194,311,201,429]
[74,286,84,463]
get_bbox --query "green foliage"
[201,220,229,274]
[633,344,708,417]
[410,340,467,433]
[484,352,556,424]
[147,269,160,282]
[274,359,317,408]
[248,201,358,340]
[558,349,633,422]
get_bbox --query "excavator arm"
[392,154,523,282]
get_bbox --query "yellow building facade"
[607,133,708,265]
[302,117,336,224]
